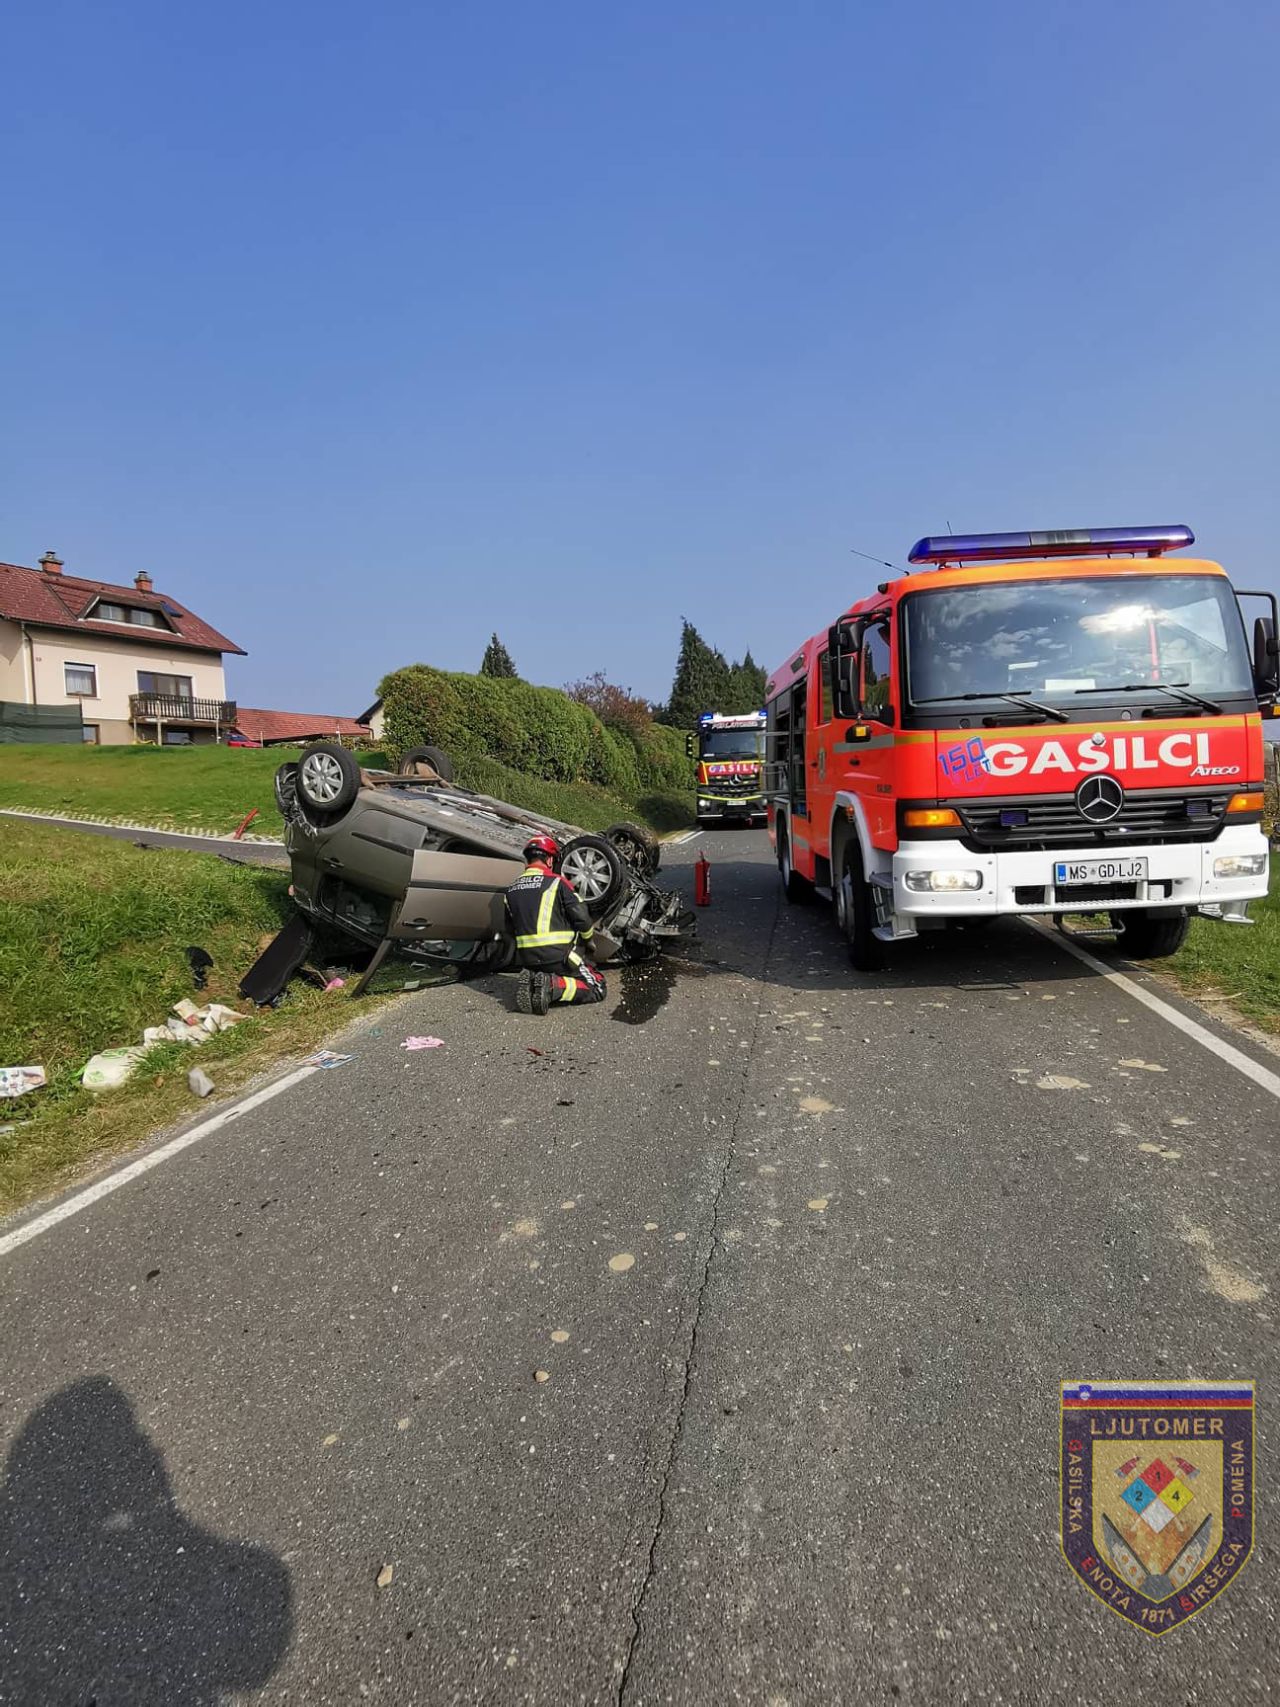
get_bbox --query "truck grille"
[705,774,760,795]
[955,789,1229,852]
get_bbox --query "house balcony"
[129,695,237,729]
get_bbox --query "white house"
[0,551,245,744]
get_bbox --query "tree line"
[478,620,767,731]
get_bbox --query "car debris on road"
[241,742,696,1000]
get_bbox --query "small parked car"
[266,742,692,987]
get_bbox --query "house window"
[82,724,100,744]
[65,662,97,697]
[137,671,194,700]
[94,601,166,628]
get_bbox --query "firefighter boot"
[515,969,534,1014]
[530,973,554,1016]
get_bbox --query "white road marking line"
[1026,919,1280,1102]
[668,830,703,845]
[0,809,283,848]
[0,1065,318,1261]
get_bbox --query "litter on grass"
[188,1067,215,1098]
[401,1036,444,1051]
[82,1048,149,1091]
[304,1050,354,1070]
[185,946,214,990]
[82,1003,249,1090]
[0,1066,47,1099]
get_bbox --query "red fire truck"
[765,526,1277,969]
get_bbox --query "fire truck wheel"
[838,845,886,971]
[1111,910,1190,960]
[777,826,811,904]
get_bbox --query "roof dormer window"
[90,600,169,629]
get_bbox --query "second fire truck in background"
[690,711,767,828]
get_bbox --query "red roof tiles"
[233,708,372,744]
[0,560,245,655]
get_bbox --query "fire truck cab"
[765,526,1277,969]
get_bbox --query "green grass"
[0,820,386,1211]
[0,743,298,835]
[0,742,692,838]
[1162,866,1280,1036]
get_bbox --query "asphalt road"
[1,830,1276,1704]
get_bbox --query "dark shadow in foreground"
[0,1375,292,1706]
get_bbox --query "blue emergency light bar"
[906,525,1195,566]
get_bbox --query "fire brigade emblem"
[1060,1381,1254,1635]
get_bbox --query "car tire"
[398,744,455,782]
[560,833,628,918]
[296,742,362,815]
[837,842,886,970]
[777,825,811,905]
[1111,909,1190,960]
[605,821,660,876]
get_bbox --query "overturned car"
[246,741,694,998]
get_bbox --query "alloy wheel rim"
[562,846,613,901]
[302,751,344,803]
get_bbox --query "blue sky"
[4,0,1277,714]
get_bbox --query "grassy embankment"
[0,742,691,838]
[0,819,357,1212]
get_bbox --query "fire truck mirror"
[1252,614,1279,696]
[827,621,859,720]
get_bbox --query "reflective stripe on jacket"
[505,863,594,967]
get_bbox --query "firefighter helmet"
[523,833,561,867]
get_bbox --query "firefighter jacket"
[504,863,595,969]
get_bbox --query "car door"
[390,850,521,941]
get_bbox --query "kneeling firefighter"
[505,835,607,1016]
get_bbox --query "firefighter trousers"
[546,948,607,1006]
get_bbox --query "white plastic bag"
[81,1048,146,1091]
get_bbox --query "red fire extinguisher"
[695,853,712,907]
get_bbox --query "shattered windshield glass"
[903,575,1253,705]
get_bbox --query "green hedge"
[378,664,691,797]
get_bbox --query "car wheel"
[560,834,628,918]
[605,821,659,875]
[1110,909,1190,959]
[297,742,361,815]
[838,843,886,970]
[398,744,455,782]
[777,826,810,904]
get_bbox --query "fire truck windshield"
[700,730,763,760]
[903,574,1253,709]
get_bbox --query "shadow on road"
[0,1375,292,1705]
[667,858,1102,996]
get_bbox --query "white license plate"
[1054,857,1148,885]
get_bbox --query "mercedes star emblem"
[1075,774,1125,823]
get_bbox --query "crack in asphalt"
[616,892,782,1705]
